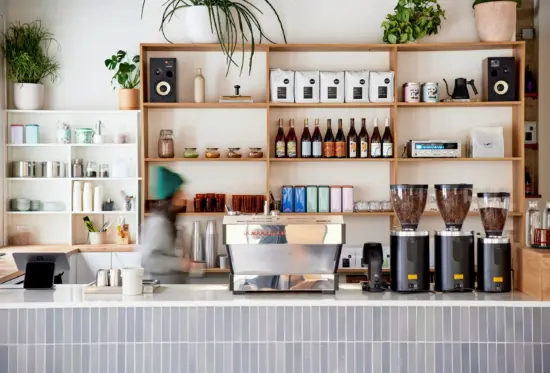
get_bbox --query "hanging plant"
[141,0,287,76]
[382,0,446,44]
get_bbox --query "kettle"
[443,78,478,100]
[361,242,385,292]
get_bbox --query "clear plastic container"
[390,184,428,230]
[477,192,510,237]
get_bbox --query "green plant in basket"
[382,0,446,44]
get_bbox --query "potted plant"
[105,50,140,110]
[141,0,287,75]
[382,0,446,44]
[473,0,521,42]
[2,20,59,110]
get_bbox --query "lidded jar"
[158,130,174,158]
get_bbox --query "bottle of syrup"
[275,119,286,158]
[301,119,312,158]
[323,119,335,158]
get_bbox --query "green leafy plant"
[473,0,522,7]
[104,50,140,89]
[141,0,287,75]
[382,0,446,44]
[2,20,60,84]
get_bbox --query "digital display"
[415,143,458,150]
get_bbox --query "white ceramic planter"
[13,83,44,110]
[474,1,517,42]
[185,6,220,43]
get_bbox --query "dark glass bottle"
[275,118,286,158]
[323,119,335,158]
[335,119,346,158]
[381,117,394,158]
[286,119,297,158]
[347,118,358,158]
[312,118,323,158]
[370,118,382,158]
[301,118,312,158]
[359,118,369,158]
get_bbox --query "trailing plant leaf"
[2,20,60,84]
[141,0,287,76]
[473,0,521,7]
[105,50,140,89]
[382,0,446,44]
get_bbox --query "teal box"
[306,186,318,212]
[318,186,330,213]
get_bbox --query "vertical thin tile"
[398,307,407,342]
[0,310,7,345]
[355,342,364,373]
[29,346,37,373]
[205,343,215,373]
[488,344,498,373]
[99,308,108,343]
[205,307,215,342]
[505,306,515,343]
[352,306,362,342]
[417,307,426,342]
[469,307,478,342]
[302,307,311,342]
[381,307,390,342]
[134,308,143,343]
[337,307,346,342]
[107,344,117,373]
[426,308,435,343]
[71,345,81,373]
[284,307,294,342]
[285,342,294,373]
[495,307,505,342]
[443,307,452,342]
[364,307,373,342]
[144,308,152,343]
[188,307,198,343]
[63,344,71,373]
[533,307,542,343]
[260,343,270,373]
[116,344,125,373]
[312,307,321,342]
[408,307,417,342]
[444,343,453,373]
[382,342,391,373]
[346,307,355,342]
[364,343,373,373]
[505,343,515,373]
[417,343,426,373]
[223,343,232,373]
[107,308,117,343]
[328,307,337,341]
[99,344,109,373]
[320,343,329,373]
[479,344,488,373]
[223,307,232,342]
[0,347,7,372]
[293,343,302,373]
[276,307,285,342]
[90,345,98,373]
[391,342,400,373]
[257,307,265,342]
[27,309,36,345]
[80,344,89,373]
[9,346,16,373]
[126,308,135,343]
[54,309,62,344]
[46,309,54,344]
[524,307,533,343]
[514,344,525,373]
[81,308,90,344]
[460,307,469,343]
[198,343,207,373]
[250,343,259,373]
[434,307,443,342]
[238,307,247,343]
[189,343,198,373]
[16,345,26,373]
[124,345,134,373]
[470,343,478,373]
[169,308,178,342]
[328,342,337,373]
[487,307,496,342]
[17,309,27,345]
[372,343,382,373]
[312,343,320,373]
[497,344,506,373]
[452,307,461,342]
[514,307,524,343]
[426,343,435,373]
[116,308,126,343]
[462,343,470,373]
[478,307,488,342]
[542,308,550,343]
[294,307,303,342]
[36,345,46,373]
[390,306,399,342]
[275,343,284,373]
[161,307,171,342]
[399,343,408,373]
[524,344,534,373]
[136,344,144,373]
[534,344,543,373]
[344,342,354,373]
[409,344,417,373]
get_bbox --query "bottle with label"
[347,118,358,158]
[301,118,312,158]
[370,118,382,158]
[382,117,394,158]
[359,118,369,158]
[275,119,286,158]
[323,119,335,158]
[335,119,346,158]
[286,119,298,158]
[312,118,323,158]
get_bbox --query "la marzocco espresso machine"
[223,215,345,294]
[434,184,475,292]
[390,184,430,293]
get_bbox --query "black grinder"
[362,242,385,292]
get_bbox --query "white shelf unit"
[3,110,141,246]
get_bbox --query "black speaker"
[482,57,517,102]
[149,58,177,102]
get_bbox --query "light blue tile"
[345,343,354,373]
[8,346,16,373]
[206,307,215,342]
[207,343,216,373]
[487,307,496,342]
[179,308,188,342]
[243,343,251,373]
[355,306,364,342]
[452,343,460,373]
[330,307,339,342]
[355,342,364,373]
[71,345,80,373]
[427,343,435,373]
[320,307,329,341]
[408,307,417,342]
[451,307,461,342]
[81,345,90,373]
[488,344,498,373]
[497,343,506,373]
[63,308,72,344]
[223,343,232,373]
[35,345,46,373]
[134,308,143,343]
[198,343,206,373]
[524,344,534,373]
[398,307,408,342]
[506,343,515,373]
[107,308,117,343]
[434,307,443,342]
[435,343,443,373]
[189,343,198,373]
[259,342,269,373]
[346,307,355,342]
[45,309,54,344]
[117,308,126,343]
[303,342,311,373]
[215,307,224,342]
[311,307,321,341]
[136,344,144,373]
[242,307,250,342]
[524,307,533,343]
[373,307,382,341]
[223,307,232,342]
[534,344,543,373]
[417,307,426,342]
[62,345,71,373]
[17,309,27,345]
[249,343,259,373]
[478,343,487,373]
[515,344,525,373]
[417,343,426,373]
[381,307,390,342]
[231,307,241,342]
[70,308,79,344]
[53,309,62,344]
[460,307,469,343]
[81,308,89,344]
[275,343,285,373]
[312,343,321,373]
[161,307,171,342]
[542,308,550,343]
[295,343,303,373]
[0,347,7,371]
[117,344,126,373]
[443,343,452,373]
[478,307,488,342]
[276,307,284,341]
[127,308,136,343]
[409,344,417,373]
[267,307,276,341]
[302,307,311,342]
[294,307,303,342]
[250,307,260,342]
[443,307,452,342]
[99,344,108,373]
[127,344,136,373]
[533,307,542,343]
[363,343,372,373]
[425,307,434,343]
[399,343,408,373]
[505,306,515,343]
[382,342,390,373]
[462,343,470,373]
[496,307,505,342]
[514,307,524,343]
[364,307,373,342]
[285,343,293,373]
[470,343,478,373]
[27,309,36,345]
[328,342,337,373]
[16,345,26,373]
[99,308,108,343]
[469,307,478,342]
[320,343,328,373]
[108,343,117,373]
[152,308,162,342]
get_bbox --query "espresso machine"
[222,215,345,294]
[477,192,512,293]
[390,184,430,292]
[434,184,475,292]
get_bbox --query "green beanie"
[154,166,184,200]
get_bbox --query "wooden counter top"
[0,244,135,284]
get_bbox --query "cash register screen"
[24,261,55,289]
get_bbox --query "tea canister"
[403,82,420,103]
[75,128,94,144]
[282,186,294,213]
[10,124,24,144]
[24,124,39,144]
[306,185,318,213]
[56,121,71,144]
[330,186,342,213]
[342,186,354,213]
[318,186,330,213]
[421,82,439,103]
[294,186,306,213]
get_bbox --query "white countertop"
[0,284,545,308]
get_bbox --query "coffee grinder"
[434,184,475,292]
[477,192,512,293]
[390,184,430,292]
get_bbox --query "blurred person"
[138,166,190,283]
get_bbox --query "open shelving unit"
[140,41,526,246]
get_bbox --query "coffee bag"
[345,70,370,102]
[369,71,394,102]
[320,71,345,103]
[270,69,295,103]
[295,71,320,103]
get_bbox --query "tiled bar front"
[0,304,548,373]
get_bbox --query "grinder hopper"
[435,184,473,230]
[390,184,428,230]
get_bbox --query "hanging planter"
[473,0,521,42]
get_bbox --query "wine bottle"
[370,118,382,158]
[286,119,297,158]
[359,118,369,158]
[382,117,394,158]
[335,119,346,158]
[323,119,335,158]
[347,118,358,158]
[312,118,323,158]
[275,118,286,158]
[301,118,312,158]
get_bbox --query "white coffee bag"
[369,71,395,102]
[295,71,320,103]
[345,70,370,102]
[320,71,345,103]
[469,126,505,158]
[270,69,295,103]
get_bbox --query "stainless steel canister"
[108,268,122,287]
[72,159,84,177]
[42,161,67,178]
[191,221,204,262]
[205,220,216,268]
[11,161,30,177]
[96,269,109,287]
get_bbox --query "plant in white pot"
[2,20,60,110]
[473,0,521,42]
[105,50,140,110]
[142,0,287,75]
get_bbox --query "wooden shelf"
[270,102,394,108]
[525,143,538,150]
[269,43,394,52]
[397,157,521,162]
[526,194,542,199]
[423,211,523,217]
[146,158,266,163]
[143,102,267,109]
[281,212,394,216]
[525,92,538,99]
[145,212,224,217]
[398,101,521,108]
[270,158,393,163]
[141,43,270,52]
[396,41,524,52]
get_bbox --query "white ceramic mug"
[121,267,144,295]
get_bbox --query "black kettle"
[362,242,385,292]
[443,78,478,100]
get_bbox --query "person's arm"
[138,217,182,273]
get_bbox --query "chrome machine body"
[222,215,345,294]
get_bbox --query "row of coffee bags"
[270,69,395,104]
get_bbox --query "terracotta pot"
[474,1,517,42]
[118,88,139,110]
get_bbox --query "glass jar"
[526,200,541,245]
[86,161,97,178]
[72,158,84,177]
[99,164,110,178]
[227,148,242,158]
[184,148,199,158]
[205,148,220,158]
[158,130,174,158]
[248,147,264,158]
